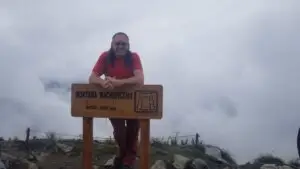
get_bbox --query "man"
[297,127,300,158]
[89,32,144,169]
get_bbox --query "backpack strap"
[103,53,110,77]
[124,52,134,74]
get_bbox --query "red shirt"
[92,51,143,79]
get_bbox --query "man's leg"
[123,119,140,168]
[109,118,126,168]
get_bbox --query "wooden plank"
[83,117,93,169]
[139,119,150,169]
[71,84,163,119]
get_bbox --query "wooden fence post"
[140,119,150,169]
[83,117,93,169]
[195,133,199,145]
[25,128,31,155]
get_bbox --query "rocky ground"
[0,138,298,169]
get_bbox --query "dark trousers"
[110,118,140,166]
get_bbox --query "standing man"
[297,127,300,158]
[89,32,144,169]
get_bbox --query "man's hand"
[100,79,114,89]
[89,72,113,89]
[106,76,124,88]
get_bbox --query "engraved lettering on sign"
[76,91,97,98]
[99,92,133,100]
[110,107,116,111]
[85,100,97,110]
[86,105,97,110]
[99,106,108,110]
[75,91,132,100]
[134,91,158,113]
[85,101,117,111]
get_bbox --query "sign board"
[71,84,163,119]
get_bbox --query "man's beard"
[115,49,127,56]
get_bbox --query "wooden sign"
[71,84,163,119]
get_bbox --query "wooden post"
[25,128,30,145]
[83,117,93,169]
[25,128,30,156]
[139,119,150,169]
[195,133,199,145]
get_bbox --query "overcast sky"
[1,0,300,164]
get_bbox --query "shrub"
[170,137,178,146]
[151,137,167,148]
[288,159,300,168]
[180,139,188,145]
[45,131,58,141]
[253,154,285,166]
[102,137,115,145]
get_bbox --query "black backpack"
[103,50,134,76]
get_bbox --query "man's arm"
[89,72,106,85]
[120,53,144,85]
[88,52,107,85]
[120,70,144,85]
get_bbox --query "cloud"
[1,0,300,163]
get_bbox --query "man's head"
[111,32,130,57]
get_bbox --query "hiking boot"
[113,156,123,169]
[122,165,134,169]
[122,154,137,169]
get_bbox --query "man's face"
[112,34,129,56]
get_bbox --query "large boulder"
[0,161,6,169]
[151,160,167,169]
[260,164,293,169]
[173,154,190,169]
[171,154,208,169]
[188,158,209,169]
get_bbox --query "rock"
[191,158,209,169]
[35,152,50,162]
[56,143,74,153]
[29,151,49,162]
[0,152,39,169]
[0,161,6,169]
[173,154,190,169]
[260,164,277,169]
[93,165,100,169]
[260,164,293,169]
[204,145,228,165]
[104,155,116,167]
[28,162,38,169]
[151,160,167,169]
[278,165,293,169]
[184,158,208,169]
